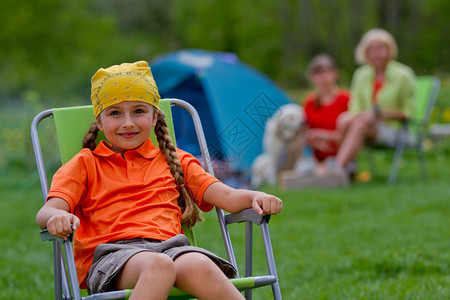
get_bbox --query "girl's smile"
[96,101,158,155]
[119,132,139,139]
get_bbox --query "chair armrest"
[39,229,73,244]
[224,208,271,226]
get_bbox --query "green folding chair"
[31,98,282,299]
[368,76,441,184]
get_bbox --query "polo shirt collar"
[93,138,160,159]
[367,60,396,81]
[384,60,398,81]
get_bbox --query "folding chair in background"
[31,98,282,299]
[368,76,441,184]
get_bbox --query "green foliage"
[171,0,450,88]
[409,0,450,75]
[0,98,40,178]
[0,0,449,102]
[0,1,116,100]
[0,0,177,103]
[0,95,61,184]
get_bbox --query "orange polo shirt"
[47,138,219,288]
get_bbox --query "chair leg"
[261,222,282,300]
[245,221,253,300]
[53,241,63,300]
[388,131,406,185]
[60,256,72,299]
[63,241,83,300]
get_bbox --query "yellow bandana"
[91,61,160,118]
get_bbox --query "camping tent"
[151,49,292,172]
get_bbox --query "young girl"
[36,61,282,300]
[303,54,350,173]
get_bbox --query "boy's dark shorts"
[86,234,237,293]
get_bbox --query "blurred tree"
[0,0,177,103]
[0,0,119,102]
[409,0,450,75]
[173,0,284,82]
[0,0,448,103]
[92,0,178,55]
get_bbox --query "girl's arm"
[36,197,80,240]
[203,182,282,215]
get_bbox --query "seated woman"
[303,54,350,174]
[335,28,415,175]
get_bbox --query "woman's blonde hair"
[355,28,398,65]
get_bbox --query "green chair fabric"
[410,76,440,135]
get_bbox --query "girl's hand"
[306,129,334,152]
[46,211,80,240]
[203,182,282,215]
[36,197,80,241]
[252,192,282,216]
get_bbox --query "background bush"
[1,0,450,101]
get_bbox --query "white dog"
[251,104,305,187]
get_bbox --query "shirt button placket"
[127,153,140,183]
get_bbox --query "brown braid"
[154,110,203,228]
[82,121,99,150]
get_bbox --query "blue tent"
[151,49,292,172]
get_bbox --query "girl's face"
[366,40,390,69]
[96,101,158,155]
[310,67,338,90]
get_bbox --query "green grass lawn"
[1,148,450,299]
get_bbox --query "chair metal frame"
[368,76,441,184]
[31,98,282,300]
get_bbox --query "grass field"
[1,70,450,300]
[1,145,450,299]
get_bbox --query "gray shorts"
[86,234,237,293]
[375,123,416,148]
